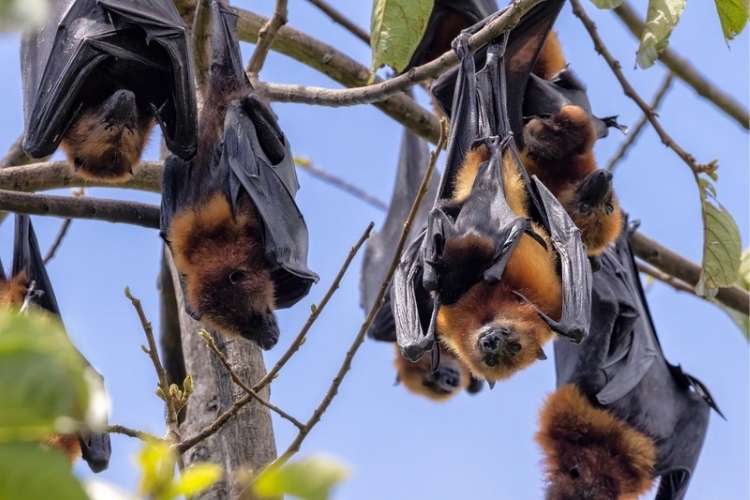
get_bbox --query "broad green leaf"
[171,463,223,496]
[637,0,687,68]
[0,443,88,500]
[254,455,350,500]
[697,186,741,293]
[370,0,434,74]
[0,311,91,442]
[591,0,624,8]
[714,0,749,40]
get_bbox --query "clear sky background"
[0,1,747,499]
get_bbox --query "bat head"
[169,193,279,350]
[536,385,656,500]
[394,345,470,401]
[61,90,154,182]
[437,281,553,382]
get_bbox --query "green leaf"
[713,248,750,340]
[171,463,223,497]
[637,0,687,68]
[254,455,350,500]
[697,185,741,294]
[0,443,88,500]
[137,440,176,499]
[0,311,92,442]
[370,0,434,74]
[714,0,749,40]
[590,0,624,8]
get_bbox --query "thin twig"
[637,260,695,295]
[606,74,674,172]
[0,135,36,168]
[259,0,546,108]
[176,222,374,454]
[613,1,749,130]
[570,0,709,181]
[295,157,387,211]
[107,424,163,443]
[304,0,369,45]
[0,190,160,228]
[43,219,73,264]
[199,330,305,430]
[273,118,448,466]
[247,0,288,77]
[125,287,180,441]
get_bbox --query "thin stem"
[247,0,288,77]
[304,0,369,45]
[107,424,163,443]
[295,157,387,211]
[43,219,73,264]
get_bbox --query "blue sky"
[0,1,747,499]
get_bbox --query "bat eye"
[228,270,247,285]
[569,465,580,480]
[74,157,83,168]
[605,203,614,214]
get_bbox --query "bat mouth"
[477,326,522,366]
[239,312,280,351]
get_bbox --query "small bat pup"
[536,225,720,500]
[392,0,591,388]
[361,128,482,401]
[161,0,317,350]
[0,215,111,472]
[21,0,198,181]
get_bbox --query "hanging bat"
[21,0,197,181]
[161,0,318,350]
[392,0,592,385]
[536,223,721,500]
[361,127,482,400]
[0,215,111,472]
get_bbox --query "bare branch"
[0,161,162,193]
[234,7,441,143]
[637,260,695,295]
[273,119,448,465]
[247,0,288,77]
[295,157,387,211]
[304,0,369,45]
[176,221,373,454]
[570,0,708,180]
[199,330,304,430]
[125,287,181,441]
[44,219,73,264]
[0,190,160,228]
[0,136,36,168]
[192,0,212,95]
[606,74,674,172]
[613,1,749,130]
[107,424,163,443]
[631,231,749,315]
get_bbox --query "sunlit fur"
[168,193,275,338]
[0,272,28,308]
[536,385,657,500]
[521,34,622,256]
[394,344,471,402]
[61,108,154,182]
[436,146,561,382]
[47,435,82,464]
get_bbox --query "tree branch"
[0,161,161,193]
[191,0,212,95]
[247,0,288,77]
[44,219,73,264]
[304,0,369,45]
[637,260,695,295]
[606,74,674,172]
[295,157,387,211]
[0,136,36,168]
[613,1,749,130]
[176,222,373,454]
[234,7,441,143]
[0,190,160,228]
[107,424,162,443]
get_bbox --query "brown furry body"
[522,33,622,256]
[394,344,472,401]
[436,146,561,382]
[536,384,657,500]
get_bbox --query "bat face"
[394,344,471,401]
[169,193,279,350]
[61,89,155,181]
[537,385,656,500]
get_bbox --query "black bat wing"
[360,128,438,341]
[21,0,196,159]
[11,215,112,473]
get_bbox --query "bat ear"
[393,374,401,386]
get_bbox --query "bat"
[391,0,592,386]
[360,127,482,400]
[21,0,197,180]
[536,223,721,500]
[0,215,111,473]
[160,0,318,350]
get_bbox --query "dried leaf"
[637,0,687,68]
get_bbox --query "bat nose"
[578,169,613,207]
[103,89,138,124]
[478,327,511,354]
[434,367,460,391]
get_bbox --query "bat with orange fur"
[537,224,721,500]
[160,1,317,350]
[0,215,111,472]
[21,0,197,180]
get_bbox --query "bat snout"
[478,326,522,366]
[102,89,138,129]
[577,170,613,208]
[241,312,280,350]
[430,366,461,393]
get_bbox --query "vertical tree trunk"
[163,248,277,499]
